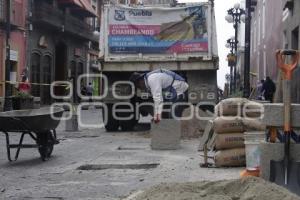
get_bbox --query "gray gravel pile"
[130,177,300,200]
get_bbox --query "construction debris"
[199,98,266,167]
[126,177,300,200]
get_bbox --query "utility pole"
[243,0,252,98]
[4,0,11,111]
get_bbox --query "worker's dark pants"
[264,93,274,103]
[87,93,93,103]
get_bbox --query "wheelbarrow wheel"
[38,144,53,161]
[37,131,55,161]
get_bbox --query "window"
[263,51,266,78]
[292,27,299,50]
[258,11,261,46]
[42,56,52,104]
[262,0,266,39]
[31,53,41,97]
[257,51,260,80]
[0,0,4,20]
[253,20,257,52]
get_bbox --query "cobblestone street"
[0,110,241,200]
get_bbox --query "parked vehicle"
[99,2,219,131]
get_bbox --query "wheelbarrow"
[0,107,64,161]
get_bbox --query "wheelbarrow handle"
[276,49,300,80]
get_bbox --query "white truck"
[99,1,219,131]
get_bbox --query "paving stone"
[151,119,181,150]
[262,103,300,127]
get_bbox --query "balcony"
[0,1,25,29]
[31,2,98,42]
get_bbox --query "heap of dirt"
[132,177,300,200]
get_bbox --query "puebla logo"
[129,9,152,17]
[114,10,125,21]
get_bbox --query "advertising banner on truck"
[108,5,209,54]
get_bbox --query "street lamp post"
[3,0,12,111]
[225,37,238,95]
[243,0,253,98]
[225,3,245,94]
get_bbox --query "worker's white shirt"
[146,73,189,116]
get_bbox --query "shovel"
[270,49,300,194]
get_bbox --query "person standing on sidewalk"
[86,82,93,102]
[262,76,276,102]
[129,69,189,123]
[18,75,31,94]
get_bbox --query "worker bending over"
[129,69,189,123]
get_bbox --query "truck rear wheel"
[119,118,138,131]
[103,104,119,132]
[116,103,138,131]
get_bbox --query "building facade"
[282,0,300,102]
[249,0,300,103]
[0,0,27,97]
[27,0,99,104]
[249,0,283,89]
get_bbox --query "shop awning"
[58,0,97,17]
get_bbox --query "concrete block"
[263,103,300,128]
[151,119,181,150]
[260,142,300,181]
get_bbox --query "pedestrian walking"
[262,76,276,102]
[256,80,265,100]
[129,69,189,123]
[86,82,93,102]
[18,75,31,94]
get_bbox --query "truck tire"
[119,118,138,131]
[103,104,119,132]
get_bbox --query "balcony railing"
[32,2,97,41]
[32,2,64,28]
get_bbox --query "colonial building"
[27,0,99,104]
[249,0,283,89]
[282,0,300,102]
[249,0,300,102]
[0,0,27,97]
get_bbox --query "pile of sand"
[129,177,300,200]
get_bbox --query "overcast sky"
[178,0,242,88]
